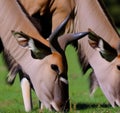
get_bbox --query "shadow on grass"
[71,103,111,110]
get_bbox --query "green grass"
[0,46,120,113]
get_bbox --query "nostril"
[117,65,120,70]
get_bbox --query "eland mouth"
[51,99,70,112]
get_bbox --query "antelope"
[74,0,120,107]
[0,0,88,112]
[18,0,75,33]
[16,0,120,108]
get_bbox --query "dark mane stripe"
[16,0,51,38]
[16,0,42,35]
[3,49,21,84]
[0,38,3,52]
[98,0,120,36]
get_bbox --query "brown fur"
[18,0,75,34]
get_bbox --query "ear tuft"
[11,30,29,47]
[88,29,118,62]
[88,40,98,49]
[12,30,52,59]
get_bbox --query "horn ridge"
[48,14,71,41]
[48,13,71,52]
[58,32,88,50]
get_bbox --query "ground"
[0,46,120,113]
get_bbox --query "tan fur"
[49,52,64,74]
[19,0,75,33]
[74,0,120,107]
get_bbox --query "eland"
[0,0,88,112]
[74,0,120,107]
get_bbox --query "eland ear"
[88,29,117,62]
[12,31,51,59]
[11,30,29,47]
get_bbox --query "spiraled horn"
[58,32,88,50]
[48,14,71,52]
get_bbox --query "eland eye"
[117,65,120,70]
[51,64,59,74]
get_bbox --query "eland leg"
[21,77,32,112]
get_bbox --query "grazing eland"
[74,0,120,107]
[18,0,120,107]
[0,0,88,112]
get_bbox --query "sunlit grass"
[0,46,120,113]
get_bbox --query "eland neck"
[74,0,120,48]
